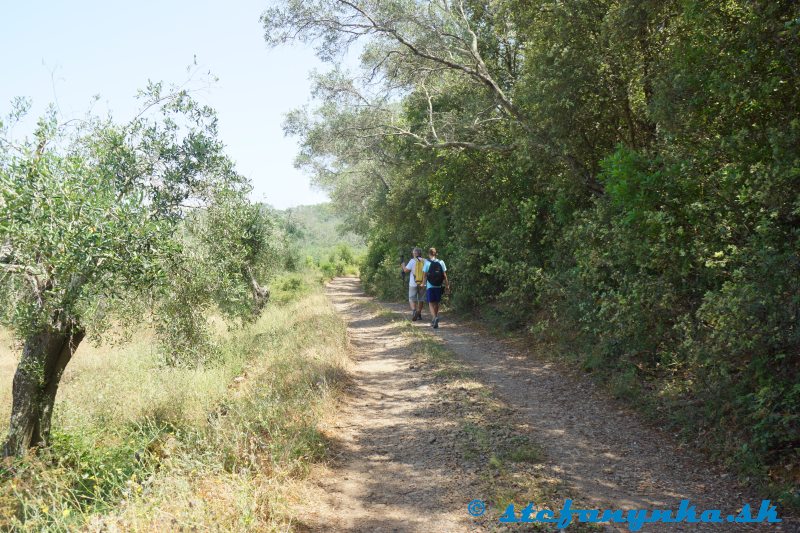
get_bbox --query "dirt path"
[296,278,486,532]
[300,277,796,532]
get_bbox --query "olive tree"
[187,194,278,320]
[0,84,257,456]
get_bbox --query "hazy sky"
[1,0,330,209]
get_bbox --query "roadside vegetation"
[280,204,365,279]
[264,0,800,507]
[0,271,349,530]
[0,73,360,529]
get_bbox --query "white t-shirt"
[405,257,427,287]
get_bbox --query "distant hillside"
[282,203,365,259]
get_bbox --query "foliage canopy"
[264,0,800,503]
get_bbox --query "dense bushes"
[315,243,361,280]
[268,0,800,504]
[359,239,406,301]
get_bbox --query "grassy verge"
[0,271,349,531]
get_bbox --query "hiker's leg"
[427,287,442,318]
[408,286,417,312]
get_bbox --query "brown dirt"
[295,278,486,532]
[295,278,798,532]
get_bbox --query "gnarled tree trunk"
[243,265,269,315]
[3,324,85,457]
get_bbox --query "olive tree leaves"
[0,81,272,364]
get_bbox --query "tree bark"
[243,265,269,316]
[250,280,270,315]
[3,324,85,457]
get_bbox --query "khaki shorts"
[408,285,426,303]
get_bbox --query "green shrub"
[270,273,312,305]
[360,241,406,301]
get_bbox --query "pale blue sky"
[1,0,329,209]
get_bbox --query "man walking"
[402,247,426,321]
[422,247,449,329]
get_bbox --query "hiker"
[402,247,426,321]
[422,247,449,329]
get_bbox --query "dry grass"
[0,273,351,531]
[0,326,243,443]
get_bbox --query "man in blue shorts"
[422,247,449,329]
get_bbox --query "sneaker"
[411,311,417,321]
[433,316,440,329]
